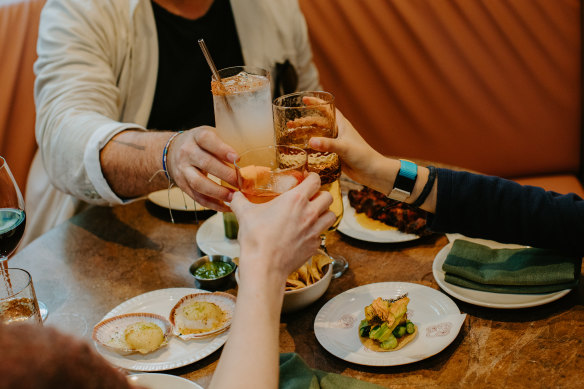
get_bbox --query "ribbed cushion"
[300,0,581,179]
[512,174,584,197]
[0,0,45,191]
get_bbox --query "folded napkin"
[442,240,581,294]
[279,353,384,389]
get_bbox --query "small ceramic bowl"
[235,263,332,313]
[189,255,237,291]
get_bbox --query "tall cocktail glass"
[273,91,348,278]
[212,66,275,238]
[234,145,307,203]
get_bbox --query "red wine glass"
[0,156,47,321]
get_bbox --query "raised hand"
[166,126,239,212]
[230,172,336,284]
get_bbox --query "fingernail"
[310,138,321,148]
[226,191,234,202]
[227,152,238,163]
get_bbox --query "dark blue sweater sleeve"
[427,168,584,256]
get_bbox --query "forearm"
[368,156,438,213]
[210,262,284,389]
[100,130,172,198]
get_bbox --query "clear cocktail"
[211,66,275,237]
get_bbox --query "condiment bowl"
[189,255,237,291]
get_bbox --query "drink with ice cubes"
[211,66,274,154]
[235,146,307,204]
[211,66,274,236]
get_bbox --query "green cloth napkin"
[279,353,384,389]
[442,240,581,294]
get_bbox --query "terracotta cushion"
[300,0,581,179]
[0,0,45,191]
[512,174,584,198]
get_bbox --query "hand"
[309,109,389,191]
[166,126,239,212]
[230,173,336,285]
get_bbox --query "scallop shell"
[92,313,172,355]
[169,292,236,340]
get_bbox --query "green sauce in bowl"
[193,261,234,280]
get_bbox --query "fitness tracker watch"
[388,159,418,202]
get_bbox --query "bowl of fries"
[235,250,332,312]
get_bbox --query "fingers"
[180,166,234,203]
[187,189,231,212]
[192,126,238,163]
[292,172,322,199]
[311,210,337,235]
[229,191,252,217]
[309,190,333,212]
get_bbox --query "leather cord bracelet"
[410,166,436,208]
[162,131,183,181]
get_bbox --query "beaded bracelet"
[162,131,183,181]
[410,166,436,208]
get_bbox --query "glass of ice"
[211,66,275,238]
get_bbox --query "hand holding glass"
[273,92,348,278]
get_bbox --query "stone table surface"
[10,197,584,388]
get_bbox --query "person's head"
[0,323,133,389]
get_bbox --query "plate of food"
[314,282,465,366]
[148,187,213,213]
[92,288,234,371]
[337,187,429,243]
[432,238,572,309]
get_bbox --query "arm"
[309,110,438,213]
[309,110,584,253]
[209,173,336,389]
[35,0,238,211]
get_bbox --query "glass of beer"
[273,91,348,278]
[234,145,307,203]
[211,66,275,238]
[0,268,42,325]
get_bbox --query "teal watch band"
[389,159,418,201]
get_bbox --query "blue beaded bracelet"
[162,131,183,180]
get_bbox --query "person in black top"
[307,110,584,256]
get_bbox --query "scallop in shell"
[169,292,236,340]
[92,313,171,355]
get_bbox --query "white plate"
[148,187,212,212]
[314,282,465,366]
[94,288,229,371]
[337,195,420,243]
[196,213,240,258]
[432,241,572,309]
[127,373,203,389]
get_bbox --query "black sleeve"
[427,168,584,256]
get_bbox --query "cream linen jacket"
[23,0,320,247]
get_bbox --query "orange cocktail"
[235,145,307,204]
